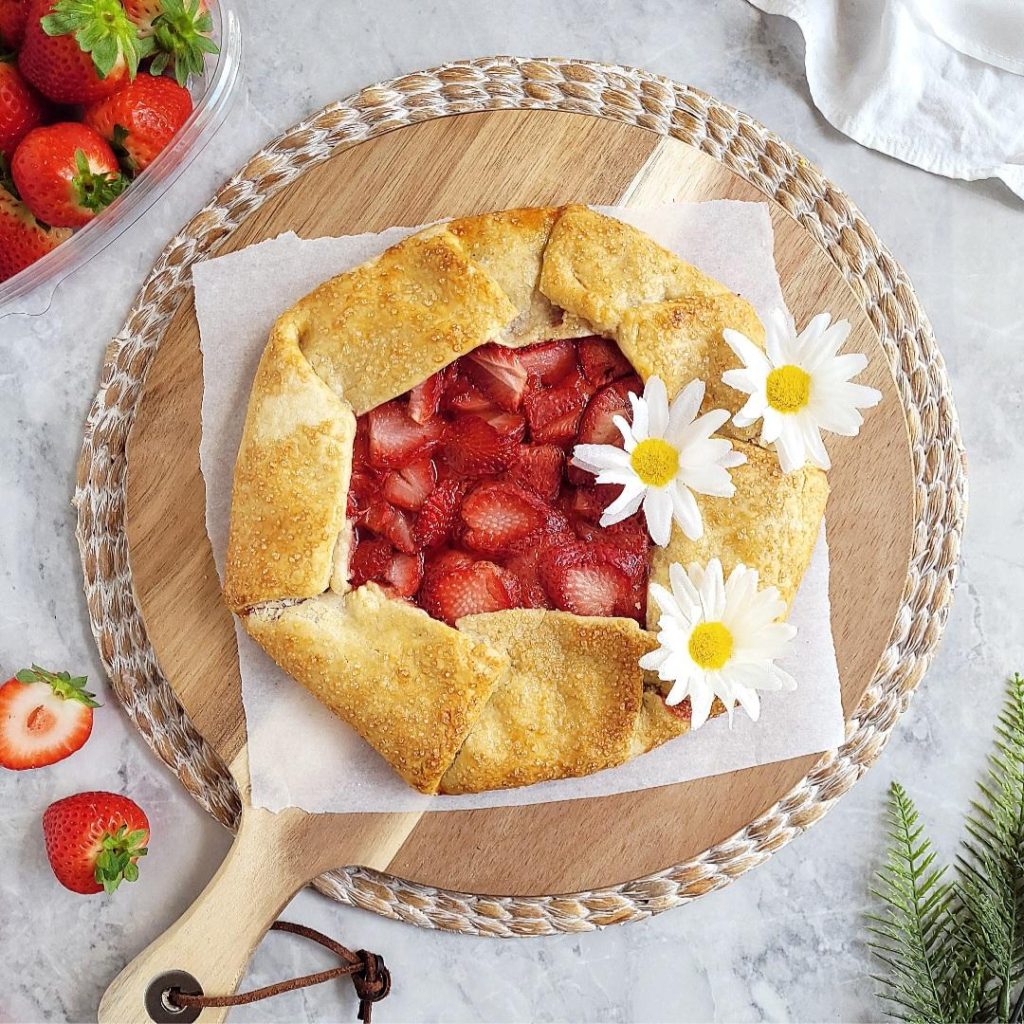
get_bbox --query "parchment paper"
[192,201,845,813]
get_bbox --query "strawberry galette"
[223,205,837,795]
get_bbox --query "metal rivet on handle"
[144,971,203,1024]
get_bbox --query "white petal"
[722,329,771,376]
[806,316,851,367]
[667,379,705,436]
[721,368,755,395]
[734,684,761,722]
[842,381,882,409]
[613,414,637,451]
[644,376,670,436]
[765,309,795,365]
[670,484,704,541]
[638,647,669,672]
[801,416,831,470]
[629,393,649,441]
[773,423,806,473]
[643,487,674,546]
[679,463,735,498]
[817,352,867,382]
[600,484,646,522]
[689,682,715,730]
[760,408,784,444]
[669,561,702,611]
[699,558,726,619]
[572,443,629,472]
[807,398,863,436]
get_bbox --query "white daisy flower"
[722,309,882,474]
[571,375,745,547]
[639,558,797,729]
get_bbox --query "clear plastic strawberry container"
[0,0,242,319]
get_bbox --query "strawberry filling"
[345,337,650,626]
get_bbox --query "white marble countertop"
[1,2,1020,1021]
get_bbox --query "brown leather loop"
[166,920,389,1022]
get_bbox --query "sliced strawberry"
[503,545,552,609]
[407,369,448,424]
[414,479,463,549]
[544,560,633,618]
[460,481,547,556]
[578,336,634,386]
[565,484,618,524]
[347,468,381,522]
[382,551,424,599]
[569,374,643,483]
[517,338,578,385]
[441,372,493,416]
[525,369,596,447]
[383,454,437,511]
[478,409,526,441]
[508,444,564,501]
[367,400,443,469]
[349,536,393,587]
[365,498,417,554]
[441,413,520,476]
[662,694,692,722]
[464,343,529,411]
[420,560,516,625]
[0,666,99,770]
[424,547,475,578]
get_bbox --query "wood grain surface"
[124,110,913,897]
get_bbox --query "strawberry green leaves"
[41,0,149,80]
[15,664,101,707]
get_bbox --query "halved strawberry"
[420,560,517,625]
[349,536,393,587]
[578,336,634,386]
[383,454,436,511]
[0,666,99,770]
[460,480,547,556]
[568,374,643,483]
[524,371,594,447]
[507,444,564,501]
[414,479,463,549]
[441,413,520,476]
[478,409,526,441]
[408,368,447,424]
[517,338,578,385]
[382,551,424,598]
[464,343,528,412]
[347,468,381,522]
[364,498,417,554]
[546,560,632,617]
[424,546,475,578]
[441,372,493,416]
[503,543,554,609]
[565,484,619,524]
[367,400,443,469]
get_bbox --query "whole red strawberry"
[84,71,192,174]
[43,791,149,894]
[19,0,145,105]
[12,121,126,226]
[0,665,99,769]
[0,184,70,282]
[123,0,217,86]
[0,0,28,47]
[0,56,47,158]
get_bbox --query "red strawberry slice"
[367,400,443,469]
[408,369,448,424]
[525,371,594,447]
[365,498,417,554]
[517,338,578,385]
[564,484,619,524]
[464,343,528,411]
[349,536,393,587]
[441,373,493,416]
[424,547,475,578]
[346,468,381,522]
[478,409,526,441]
[662,695,693,722]
[507,444,564,501]
[382,551,424,598]
[578,336,634,386]
[420,560,517,625]
[414,479,463,549]
[0,666,99,770]
[383,454,437,511]
[568,374,643,483]
[441,413,520,476]
[544,560,633,618]
[460,481,547,556]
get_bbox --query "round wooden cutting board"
[80,59,963,940]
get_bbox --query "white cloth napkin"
[192,201,846,814]
[748,0,1024,198]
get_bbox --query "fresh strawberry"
[517,338,578,385]
[542,557,633,618]
[507,444,564,501]
[463,343,528,412]
[122,0,217,87]
[367,400,443,469]
[0,57,47,159]
[414,478,462,549]
[420,559,516,625]
[42,791,148,894]
[0,665,98,770]
[578,336,634,386]
[19,0,145,105]
[12,122,126,227]
[460,480,547,556]
[441,413,519,476]
[383,453,436,511]
[83,71,192,174]
[569,374,642,483]
[407,368,447,424]
[0,0,28,47]
[364,497,416,554]
[0,184,69,282]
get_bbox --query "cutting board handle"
[98,806,328,1024]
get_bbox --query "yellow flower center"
[630,437,680,487]
[688,621,734,670]
[765,364,812,413]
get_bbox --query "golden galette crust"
[539,204,731,336]
[223,316,356,612]
[242,585,510,794]
[448,207,593,346]
[440,611,657,794]
[648,440,829,623]
[295,227,517,415]
[226,205,830,796]
[617,294,767,441]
